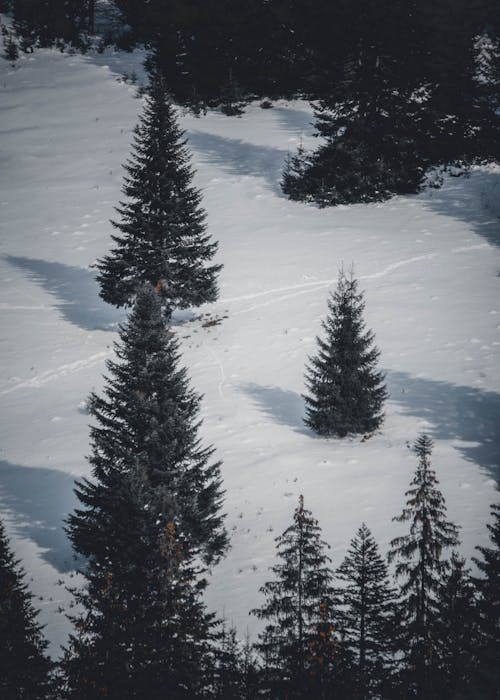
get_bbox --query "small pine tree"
[213,622,246,699]
[434,552,477,699]
[96,73,222,318]
[251,495,344,698]
[281,142,312,202]
[0,518,54,700]
[471,502,500,698]
[388,435,460,699]
[67,284,227,567]
[336,523,396,699]
[303,268,387,437]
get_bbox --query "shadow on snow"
[5,255,124,332]
[420,169,500,250]
[239,373,500,480]
[0,461,78,573]
[239,383,308,434]
[187,130,288,195]
[387,370,500,479]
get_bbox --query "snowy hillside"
[1,32,499,656]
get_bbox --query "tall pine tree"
[63,464,217,699]
[251,495,345,698]
[336,523,396,699]
[96,74,221,318]
[303,268,387,437]
[67,283,228,567]
[0,518,54,700]
[388,435,460,699]
[471,501,500,698]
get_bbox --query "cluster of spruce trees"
[2,437,500,698]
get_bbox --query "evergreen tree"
[283,0,426,206]
[67,284,227,567]
[471,501,500,698]
[303,268,387,438]
[13,0,88,47]
[0,518,54,700]
[388,435,460,699]
[96,74,222,318]
[251,495,345,698]
[63,465,217,699]
[434,552,477,699]
[336,523,396,699]
[213,622,247,699]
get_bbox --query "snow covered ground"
[1,29,499,656]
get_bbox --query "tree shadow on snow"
[187,131,288,195]
[239,383,308,434]
[5,256,124,331]
[420,169,500,250]
[271,106,314,138]
[0,461,79,572]
[387,370,500,479]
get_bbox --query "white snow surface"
[1,31,500,657]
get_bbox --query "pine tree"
[63,465,217,699]
[471,501,500,698]
[251,495,345,698]
[336,523,396,699]
[282,0,426,206]
[213,622,246,699]
[303,268,387,438]
[67,284,227,567]
[388,435,460,699]
[0,518,54,700]
[96,74,222,318]
[434,552,477,699]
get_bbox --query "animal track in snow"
[0,351,111,395]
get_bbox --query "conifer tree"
[388,435,460,699]
[471,502,500,698]
[303,268,387,437]
[336,523,396,699]
[434,552,477,699]
[63,465,217,699]
[0,518,54,700]
[96,74,222,318]
[67,283,228,568]
[251,495,345,698]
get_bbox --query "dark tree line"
[6,0,500,205]
[3,433,500,698]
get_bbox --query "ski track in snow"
[0,352,111,395]
[224,253,439,315]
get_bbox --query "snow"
[0,27,499,656]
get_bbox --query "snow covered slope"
[1,32,499,655]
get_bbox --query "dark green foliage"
[251,496,346,698]
[211,621,257,700]
[13,0,89,47]
[471,502,500,698]
[434,552,478,699]
[67,284,227,567]
[0,519,54,700]
[303,269,387,438]
[64,285,226,697]
[336,523,396,699]
[389,435,460,699]
[64,467,216,699]
[96,75,221,317]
